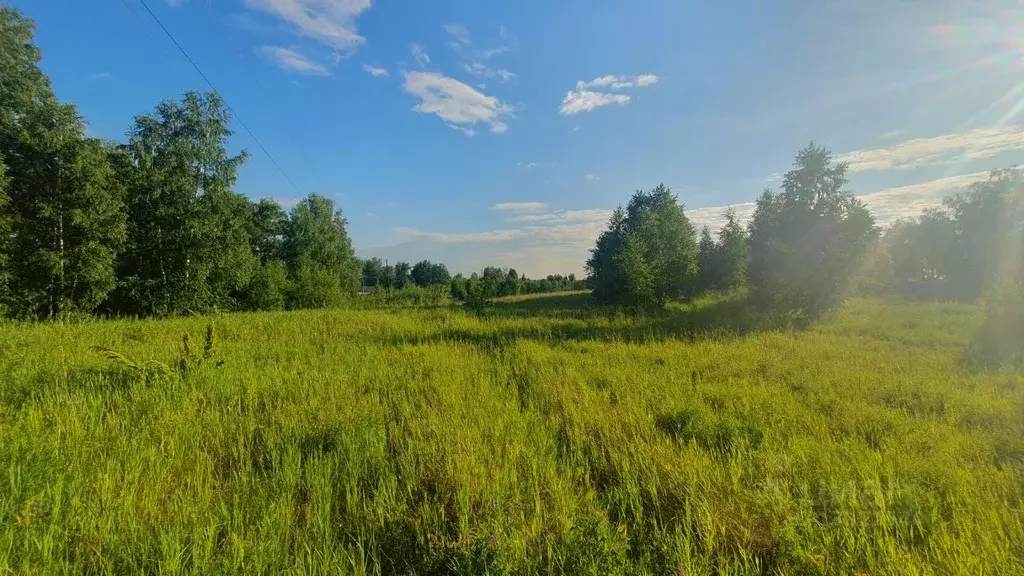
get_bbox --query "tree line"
[588,142,1023,318]
[360,258,585,300]
[0,6,369,318]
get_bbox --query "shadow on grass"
[390,293,796,350]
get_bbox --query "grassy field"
[1,293,1022,575]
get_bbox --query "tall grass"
[1,294,1022,574]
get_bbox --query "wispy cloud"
[258,46,329,75]
[584,173,599,181]
[242,0,372,53]
[443,23,471,46]
[89,72,113,80]
[491,202,547,212]
[410,44,431,67]
[508,208,611,224]
[367,212,380,219]
[836,126,1024,172]
[580,74,659,90]
[447,124,476,137]
[361,64,389,77]
[444,24,516,82]
[403,71,514,135]
[559,74,658,115]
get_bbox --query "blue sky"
[12,0,1024,276]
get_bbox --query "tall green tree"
[362,257,385,288]
[714,207,748,292]
[393,261,412,289]
[587,184,699,307]
[944,168,1024,300]
[0,154,9,313]
[411,260,451,287]
[251,198,287,263]
[748,143,878,317]
[284,193,360,306]
[696,225,717,294]
[0,8,126,318]
[116,91,253,315]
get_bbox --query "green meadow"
[1,293,1023,575]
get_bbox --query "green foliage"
[284,194,360,304]
[393,261,412,289]
[358,284,450,308]
[587,184,699,307]
[245,259,290,311]
[250,198,287,263]
[289,256,347,310]
[361,256,386,288]
[714,207,748,291]
[748,143,878,317]
[2,294,1022,573]
[115,91,251,316]
[866,168,1024,303]
[410,259,451,287]
[966,284,1024,368]
[0,154,9,314]
[449,274,468,301]
[696,225,717,293]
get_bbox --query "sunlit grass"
[1,295,1022,574]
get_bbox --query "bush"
[246,260,290,311]
[288,259,346,310]
[966,285,1024,368]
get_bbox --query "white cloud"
[89,72,113,80]
[410,44,431,67]
[361,64,389,77]
[461,61,515,82]
[403,71,514,134]
[560,73,659,114]
[444,24,516,82]
[258,46,329,75]
[579,74,659,90]
[635,74,659,87]
[584,173,599,181]
[243,0,372,52]
[517,162,537,169]
[879,129,906,140]
[491,202,547,212]
[560,89,630,115]
[836,126,1024,172]
[447,124,476,137]
[444,23,471,45]
[508,208,612,224]
[858,171,989,225]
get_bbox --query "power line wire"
[198,0,329,195]
[134,0,305,197]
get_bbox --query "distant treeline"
[360,258,586,300]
